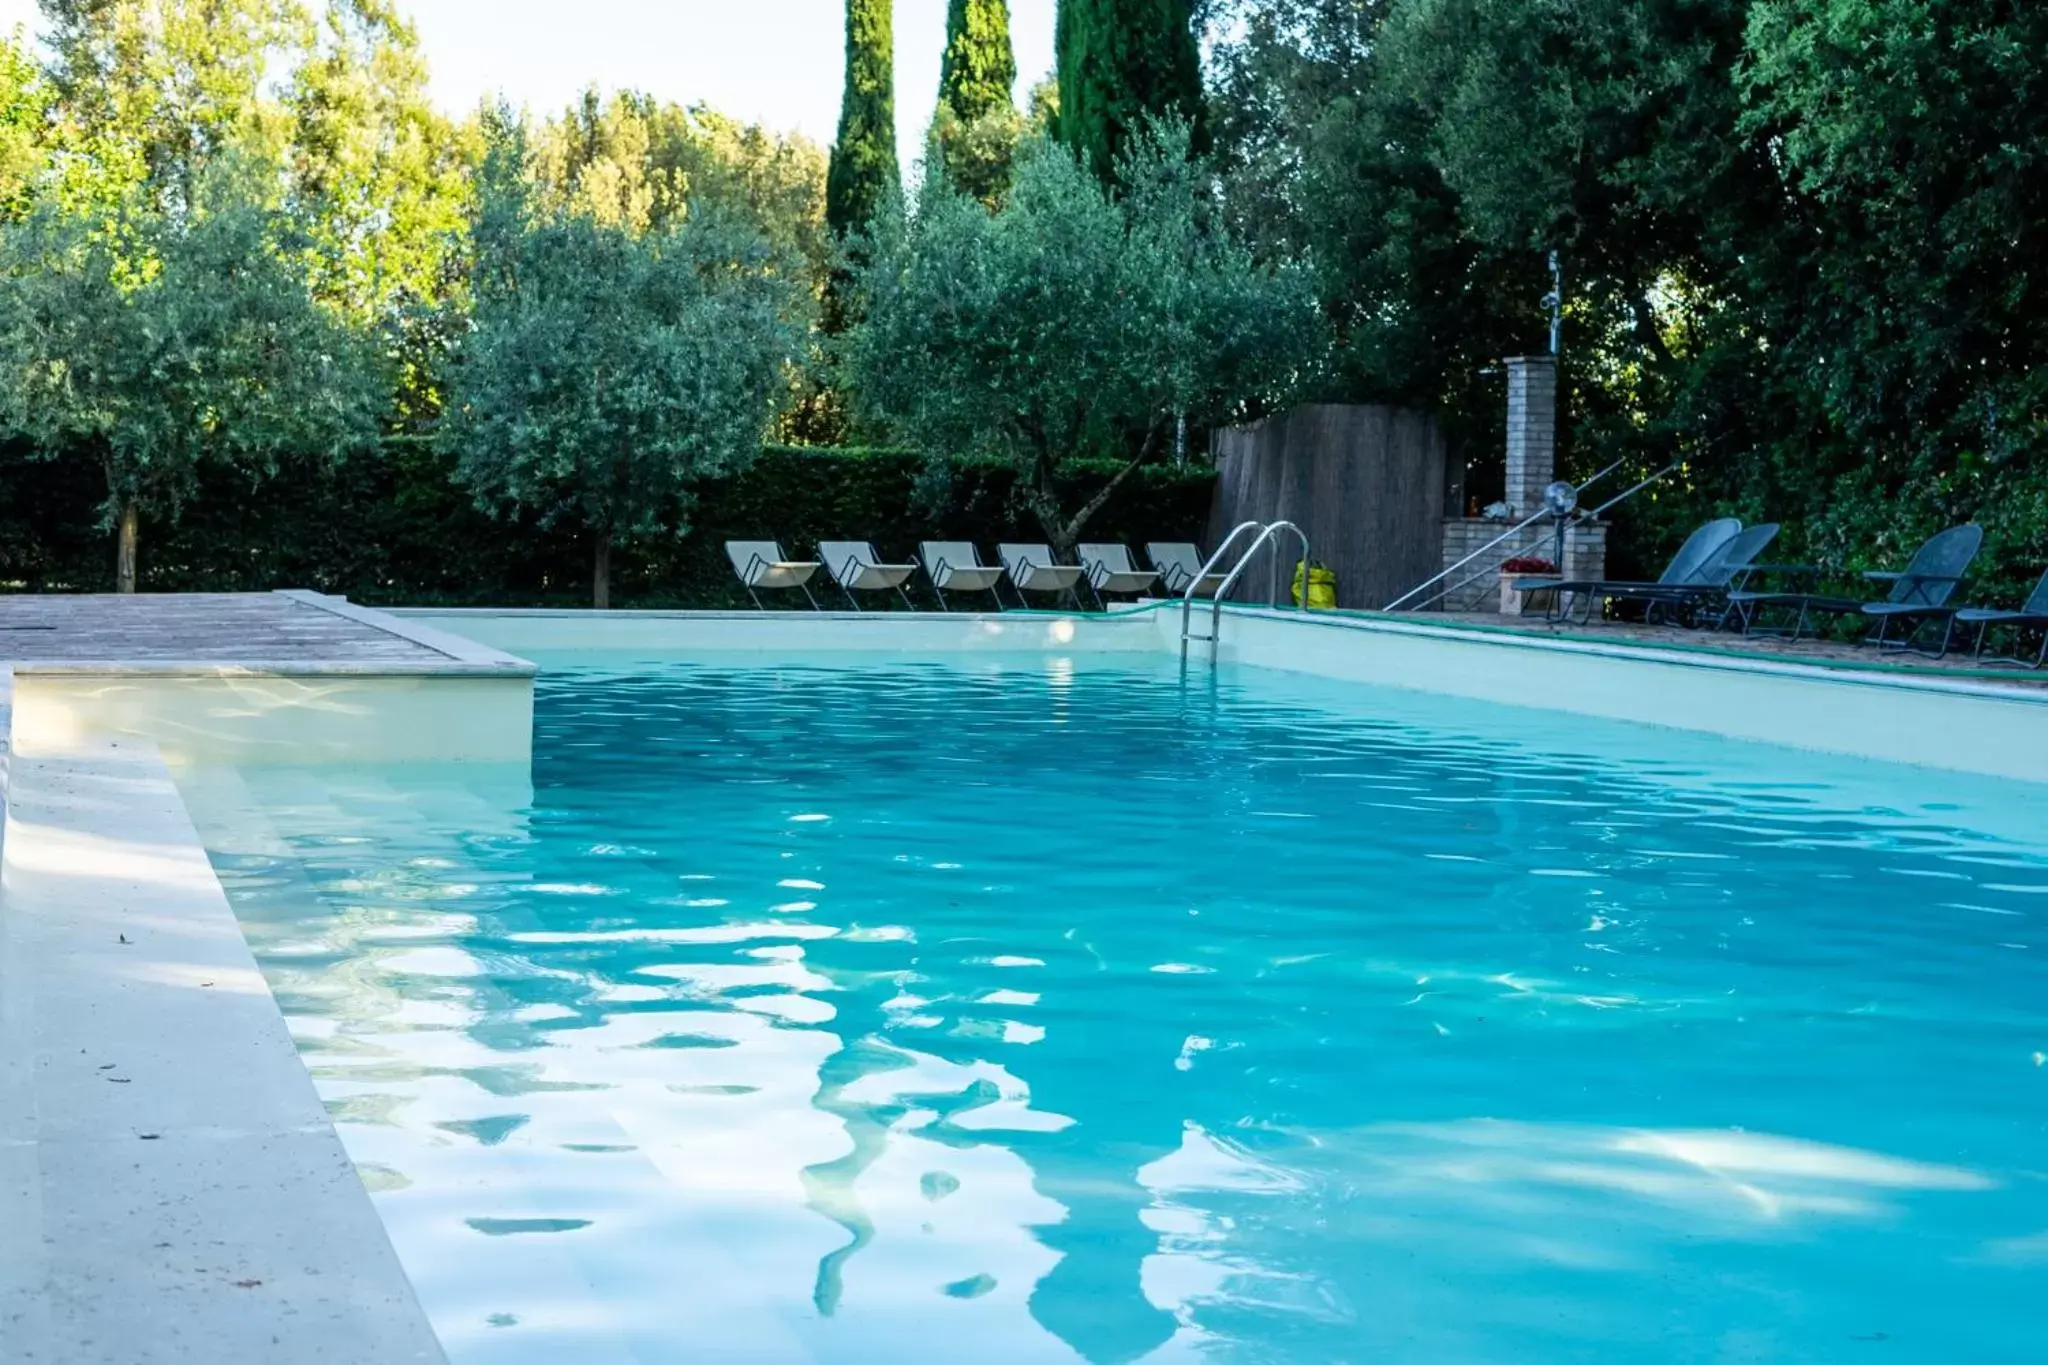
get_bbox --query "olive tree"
[438,134,809,608]
[0,177,382,590]
[843,124,1322,558]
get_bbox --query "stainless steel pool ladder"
[1180,520,1310,665]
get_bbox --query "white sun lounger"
[726,540,821,610]
[1079,543,1160,607]
[998,543,1086,609]
[920,541,1008,611]
[1148,542,1225,598]
[818,540,918,611]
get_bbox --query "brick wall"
[1503,355,1558,517]
[1435,518,1607,612]
[1428,352,1604,612]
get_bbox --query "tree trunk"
[592,537,611,610]
[115,502,140,593]
[1049,426,1162,556]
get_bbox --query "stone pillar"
[1503,355,1557,516]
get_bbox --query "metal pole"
[1584,460,1681,518]
[1382,458,1624,613]
[1546,250,1563,357]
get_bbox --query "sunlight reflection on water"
[182,654,2048,1363]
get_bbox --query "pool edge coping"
[0,728,449,1364]
[1209,605,2048,705]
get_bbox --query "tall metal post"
[1545,250,1563,356]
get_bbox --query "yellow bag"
[1292,560,1338,609]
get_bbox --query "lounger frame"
[726,540,821,611]
[1078,543,1160,610]
[998,544,1086,611]
[818,541,919,612]
[919,542,1011,612]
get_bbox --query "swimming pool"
[179,653,2048,1363]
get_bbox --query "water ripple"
[185,654,2048,1364]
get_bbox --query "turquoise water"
[184,654,2048,1363]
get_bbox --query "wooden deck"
[1409,609,2048,686]
[0,592,453,666]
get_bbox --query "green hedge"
[0,441,1218,607]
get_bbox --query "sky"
[0,0,1059,171]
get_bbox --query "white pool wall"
[8,668,536,767]
[399,604,2048,784]
[399,606,1157,657]
[1183,606,2048,783]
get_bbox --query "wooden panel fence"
[1206,405,1448,610]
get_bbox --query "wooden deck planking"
[0,593,447,665]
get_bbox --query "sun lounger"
[725,540,821,610]
[1514,518,1741,625]
[1662,523,1783,626]
[1728,523,1983,654]
[818,540,918,611]
[919,541,1008,611]
[1608,521,1781,628]
[998,543,1085,609]
[1148,542,1226,598]
[1078,543,1160,607]
[1957,568,2048,668]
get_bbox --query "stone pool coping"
[0,723,447,1364]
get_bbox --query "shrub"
[0,439,1216,607]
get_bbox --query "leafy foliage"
[0,170,383,584]
[826,0,898,239]
[38,0,306,210]
[438,130,810,606]
[931,0,1022,202]
[1055,0,1205,183]
[844,125,1322,554]
[1212,0,2048,596]
[283,0,470,328]
[939,0,1016,123]
[527,88,829,286]
[1,437,1217,605]
[0,37,49,217]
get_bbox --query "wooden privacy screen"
[1207,405,1447,610]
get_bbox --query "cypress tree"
[826,0,898,239]
[1054,0,1203,183]
[938,0,1015,125]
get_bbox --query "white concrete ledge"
[395,605,1160,656]
[0,734,444,1364]
[1183,606,2048,783]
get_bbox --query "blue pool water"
[183,655,2048,1363]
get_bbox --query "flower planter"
[1498,557,1561,617]
[1501,574,1561,616]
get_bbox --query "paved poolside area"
[1403,609,2048,686]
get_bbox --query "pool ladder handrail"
[1180,519,1310,665]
